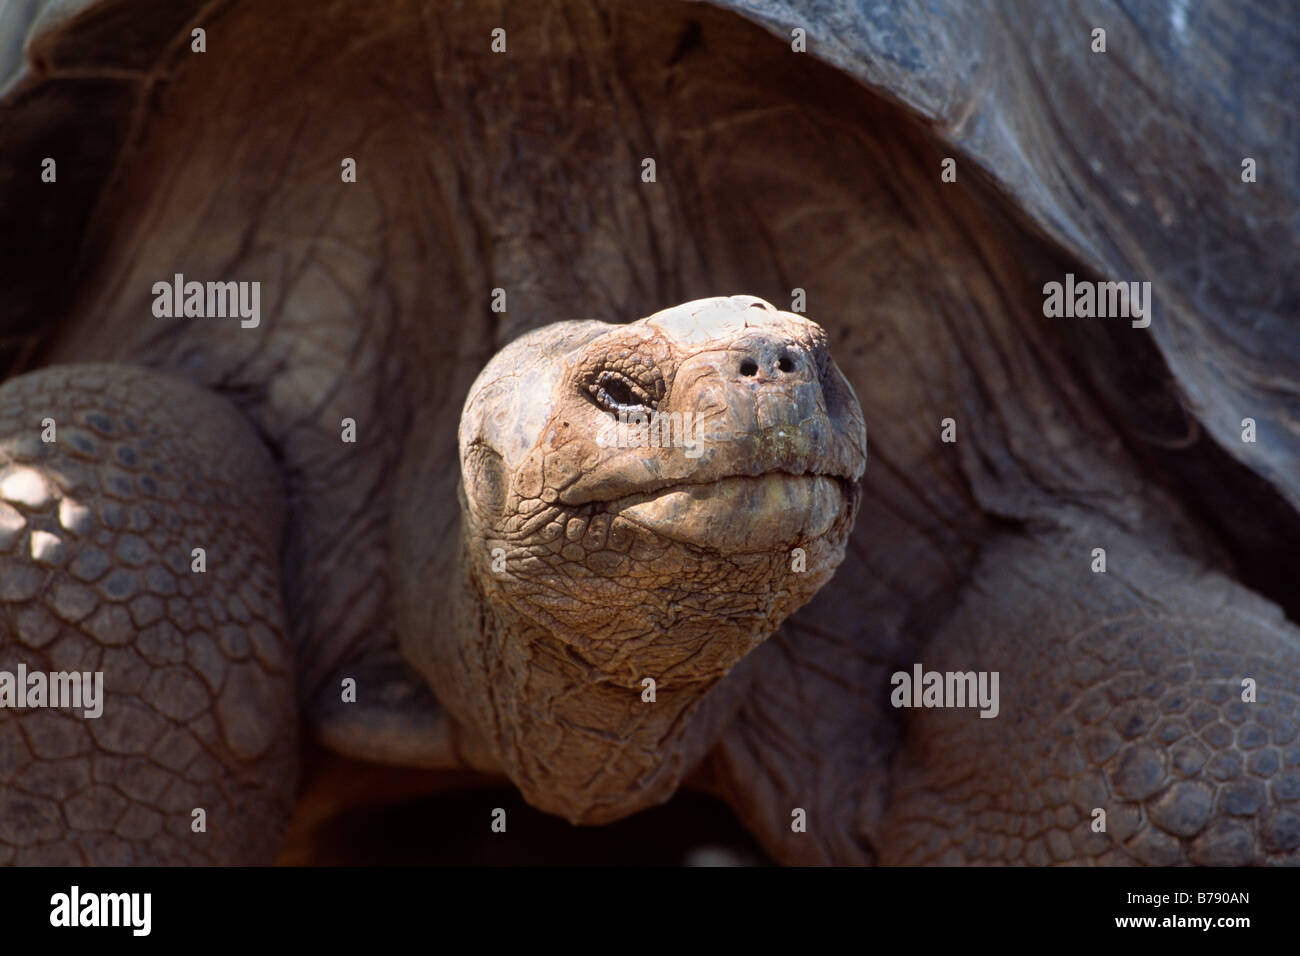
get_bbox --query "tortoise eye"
[580,353,665,416]
[588,370,653,415]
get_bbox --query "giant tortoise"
[0,0,1298,865]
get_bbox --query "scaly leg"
[877,522,1300,865]
[0,364,296,864]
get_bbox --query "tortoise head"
[428,295,865,821]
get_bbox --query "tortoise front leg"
[710,516,1300,866]
[0,364,297,864]
[876,521,1300,865]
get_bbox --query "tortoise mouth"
[602,471,855,552]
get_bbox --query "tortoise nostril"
[777,354,794,373]
[739,358,759,377]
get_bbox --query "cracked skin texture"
[1,0,1299,865]
[876,525,1300,865]
[0,366,295,864]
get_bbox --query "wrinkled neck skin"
[444,487,857,823]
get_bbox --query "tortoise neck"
[425,503,851,822]
[432,536,763,823]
